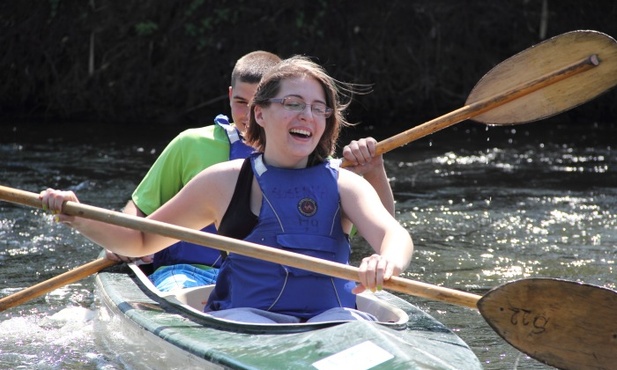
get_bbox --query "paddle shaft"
[7,186,616,370]
[342,54,599,167]
[0,185,481,309]
[0,258,117,311]
[2,31,616,369]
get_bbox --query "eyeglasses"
[268,96,333,118]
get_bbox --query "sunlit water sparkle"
[1,121,615,369]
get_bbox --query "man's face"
[229,81,259,134]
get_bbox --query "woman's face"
[254,76,328,168]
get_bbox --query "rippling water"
[1,120,615,369]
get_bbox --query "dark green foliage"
[1,0,616,127]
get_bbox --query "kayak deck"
[94,263,482,369]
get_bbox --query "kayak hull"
[94,263,482,369]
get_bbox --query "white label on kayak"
[312,341,394,370]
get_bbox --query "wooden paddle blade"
[467,30,617,125]
[477,278,617,370]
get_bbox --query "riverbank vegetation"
[1,1,616,128]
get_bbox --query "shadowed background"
[1,0,616,130]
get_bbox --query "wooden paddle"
[2,30,617,367]
[342,29,617,166]
[1,185,617,370]
[3,30,615,313]
[0,258,117,311]
[477,278,617,370]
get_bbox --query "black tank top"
[218,157,258,239]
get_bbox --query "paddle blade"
[477,278,617,370]
[467,30,617,125]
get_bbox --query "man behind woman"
[110,50,397,293]
[41,55,413,323]
[108,51,282,291]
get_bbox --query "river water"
[0,119,615,369]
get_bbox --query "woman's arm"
[40,160,241,257]
[338,169,414,293]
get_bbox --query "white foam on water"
[0,306,111,369]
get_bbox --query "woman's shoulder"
[337,167,372,192]
[337,166,363,181]
[212,157,245,170]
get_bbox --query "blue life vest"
[213,114,255,159]
[152,115,253,270]
[206,153,356,319]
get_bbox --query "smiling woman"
[246,56,356,167]
[39,55,414,325]
[250,77,331,168]
[1,113,614,368]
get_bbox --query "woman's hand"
[39,188,153,259]
[352,253,399,294]
[39,188,79,224]
[342,137,384,177]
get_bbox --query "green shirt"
[132,125,231,215]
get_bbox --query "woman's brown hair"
[245,55,365,164]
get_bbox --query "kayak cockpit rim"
[127,262,410,330]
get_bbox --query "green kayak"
[94,263,482,369]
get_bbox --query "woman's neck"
[262,151,308,169]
